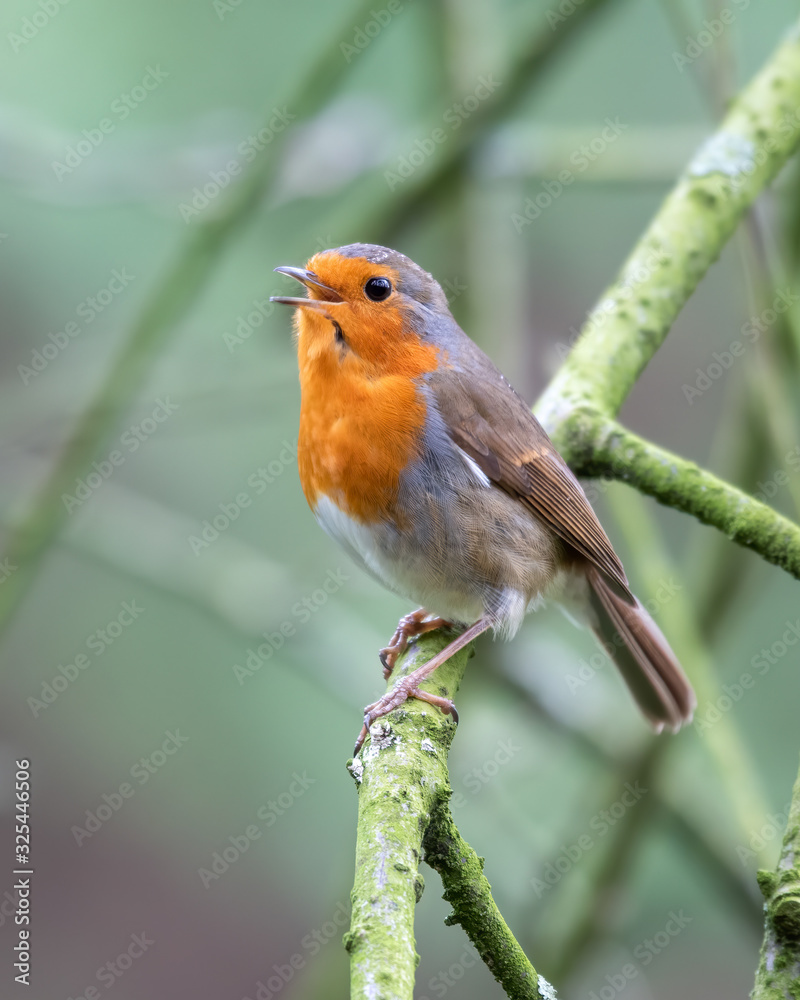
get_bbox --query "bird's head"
[271,243,452,376]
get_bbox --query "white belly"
[312,493,536,636]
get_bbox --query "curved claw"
[352,686,459,755]
[354,723,369,756]
[355,615,487,755]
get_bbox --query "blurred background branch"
[3,2,800,998]
[0,0,384,635]
[351,18,800,996]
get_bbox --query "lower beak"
[271,266,343,311]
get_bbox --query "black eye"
[364,277,392,301]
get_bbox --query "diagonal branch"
[568,412,800,581]
[370,0,619,240]
[347,634,552,1000]
[537,17,800,427]
[533,18,800,579]
[349,19,800,1000]
[0,0,383,637]
[423,804,552,1000]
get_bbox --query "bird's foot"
[353,682,458,755]
[378,609,453,680]
[355,616,492,755]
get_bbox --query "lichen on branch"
[347,633,551,1000]
[571,414,800,581]
[533,20,800,583]
[536,21,800,429]
[347,17,800,1000]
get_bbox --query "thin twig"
[424,803,551,1000]
[579,414,800,581]
[276,1,622,248]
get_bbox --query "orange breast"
[296,315,439,525]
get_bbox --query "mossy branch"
[536,20,800,426]
[564,412,800,581]
[751,753,800,998]
[349,19,800,1000]
[533,20,800,580]
[347,633,551,1000]
[423,806,551,1000]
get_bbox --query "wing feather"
[430,366,633,601]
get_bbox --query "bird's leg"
[379,608,454,680]
[355,617,492,754]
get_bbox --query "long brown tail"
[584,565,695,732]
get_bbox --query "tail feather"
[585,565,696,732]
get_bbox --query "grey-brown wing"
[430,366,633,601]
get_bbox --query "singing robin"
[272,244,695,753]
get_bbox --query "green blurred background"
[2,1,799,997]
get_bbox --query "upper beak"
[270,266,343,312]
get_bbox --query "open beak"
[271,266,343,312]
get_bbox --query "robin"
[272,243,695,753]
